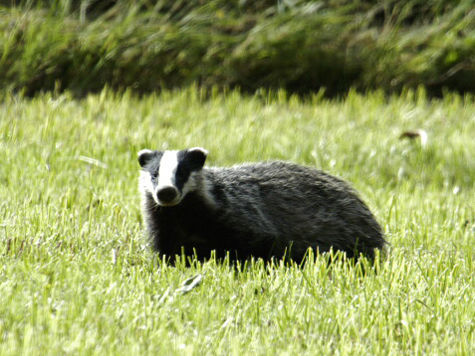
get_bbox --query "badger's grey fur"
[138,147,385,262]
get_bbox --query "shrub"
[0,0,473,95]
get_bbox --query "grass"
[0,0,474,95]
[0,87,474,354]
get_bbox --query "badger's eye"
[151,172,158,180]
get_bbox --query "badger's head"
[138,147,208,207]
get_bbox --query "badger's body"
[138,148,385,262]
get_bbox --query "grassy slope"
[0,88,474,354]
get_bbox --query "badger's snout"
[157,186,179,205]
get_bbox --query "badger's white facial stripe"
[158,150,179,190]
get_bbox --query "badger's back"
[203,161,385,260]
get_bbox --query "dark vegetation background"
[0,0,473,96]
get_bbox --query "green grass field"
[0,87,473,355]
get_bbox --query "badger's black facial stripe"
[174,150,193,191]
[142,151,163,176]
[169,149,206,192]
[138,149,160,167]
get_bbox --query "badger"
[138,147,385,263]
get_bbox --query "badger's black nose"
[157,186,178,203]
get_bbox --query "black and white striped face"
[138,147,208,207]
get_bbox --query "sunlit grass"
[0,87,473,354]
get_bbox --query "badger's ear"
[185,147,208,170]
[138,149,156,167]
